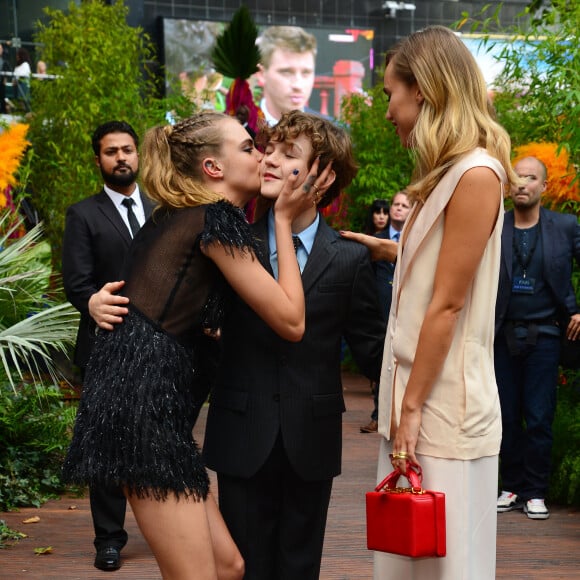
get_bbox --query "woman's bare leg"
[205,491,245,580]
[127,492,218,580]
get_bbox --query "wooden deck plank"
[1,372,578,579]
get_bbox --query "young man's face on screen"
[259,49,316,121]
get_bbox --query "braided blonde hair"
[141,113,228,208]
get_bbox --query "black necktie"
[392,232,400,242]
[292,235,302,253]
[121,197,140,237]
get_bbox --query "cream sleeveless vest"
[377,148,505,459]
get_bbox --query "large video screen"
[161,18,375,120]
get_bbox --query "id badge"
[512,276,535,294]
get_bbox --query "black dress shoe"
[94,546,122,571]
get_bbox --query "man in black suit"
[203,112,385,579]
[495,156,580,521]
[62,120,153,571]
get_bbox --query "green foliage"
[550,376,580,505]
[0,382,76,512]
[27,0,167,267]
[164,80,203,124]
[0,213,79,390]
[463,1,579,169]
[0,519,26,549]
[340,84,414,232]
[211,5,260,80]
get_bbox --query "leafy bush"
[0,207,79,511]
[462,0,579,171]
[338,83,414,232]
[550,375,580,505]
[0,519,26,549]
[0,382,77,512]
[28,0,169,268]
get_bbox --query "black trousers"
[89,484,128,550]
[217,435,333,580]
[81,362,128,552]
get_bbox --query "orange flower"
[0,123,30,193]
[513,142,579,207]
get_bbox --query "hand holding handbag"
[366,463,446,557]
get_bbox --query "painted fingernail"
[292,169,299,175]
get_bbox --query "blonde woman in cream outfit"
[343,26,519,579]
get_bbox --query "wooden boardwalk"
[1,372,579,579]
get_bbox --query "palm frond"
[0,302,79,390]
[0,219,47,269]
[1,216,55,325]
[211,5,260,80]
[1,214,79,391]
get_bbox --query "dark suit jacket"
[203,215,385,482]
[62,189,154,369]
[495,207,580,334]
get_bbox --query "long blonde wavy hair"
[386,25,519,203]
[141,112,228,209]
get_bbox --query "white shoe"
[524,498,549,520]
[497,490,523,512]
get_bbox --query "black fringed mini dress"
[62,200,258,501]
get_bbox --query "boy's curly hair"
[256,111,358,208]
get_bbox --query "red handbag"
[366,464,446,557]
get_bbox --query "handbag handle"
[375,464,423,493]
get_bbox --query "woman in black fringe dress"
[62,112,330,579]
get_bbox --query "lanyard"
[512,226,539,278]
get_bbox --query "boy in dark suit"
[62,121,153,571]
[203,111,385,579]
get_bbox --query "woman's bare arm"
[339,231,398,262]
